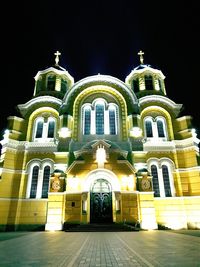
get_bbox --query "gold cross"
[54,50,61,65]
[138,50,144,64]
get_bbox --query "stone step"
[64,223,139,232]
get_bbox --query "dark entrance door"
[90,179,112,223]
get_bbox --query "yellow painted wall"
[65,193,81,222]
[0,173,22,198]
[0,199,48,230]
[121,193,138,223]
[154,196,200,229]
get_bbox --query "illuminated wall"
[0,52,200,231]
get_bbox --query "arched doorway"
[90,179,113,223]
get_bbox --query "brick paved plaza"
[0,230,199,266]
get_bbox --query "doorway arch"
[90,179,112,223]
[83,169,120,223]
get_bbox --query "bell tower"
[33,51,74,99]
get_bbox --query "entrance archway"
[90,179,112,223]
[83,169,120,223]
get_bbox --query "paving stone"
[0,230,199,266]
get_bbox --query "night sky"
[1,1,200,139]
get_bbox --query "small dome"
[53,64,66,71]
[133,64,160,71]
[125,51,166,96]
[134,64,152,70]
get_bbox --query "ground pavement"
[0,230,199,266]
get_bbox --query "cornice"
[61,74,139,115]
[125,66,165,84]
[1,140,57,153]
[34,67,74,82]
[139,95,182,116]
[18,96,62,117]
[175,166,200,172]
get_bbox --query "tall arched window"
[47,75,56,91]
[145,119,153,137]
[82,99,118,136]
[109,106,116,135]
[157,119,165,138]
[61,78,68,93]
[47,119,55,138]
[144,75,154,90]
[35,119,44,138]
[162,165,172,197]
[96,103,104,135]
[151,165,160,197]
[30,166,39,198]
[42,166,50,198]
[149,159,174,198]
[83,107,91,135]
[34,117,56,141]
[132,78,140,93]
[144,116,167,140]
[27,161,53,199]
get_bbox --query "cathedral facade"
[0,51,200,231]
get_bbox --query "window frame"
[148,159,175,198]
[26,161,53,199]
[33,116,56,142]
[82,99,118,136]
[144,116,168,141]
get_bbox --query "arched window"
[149,159,174,198]
[33,117,56,141]
[83,106,91,135]
[42,166,50,198]
[145,119,153,137]
[82,99,118,136]
[132,78,140,93]
[30,166,39,198]
[144,116,167,140]
[47,119,55,138]
[96,103,104,134]
[157,119,165,138]
[109,106,116,135]
[151,165,160,197]
[144,75,153,90]
[35,119,44,138]
[61,78,68,93]
[27,161,53,199]
[162,165,172,197]
[47,75,56,91]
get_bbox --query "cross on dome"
[54,50,61,65]
[138,50,144,64]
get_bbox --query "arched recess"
[83,169,120,192]
[26,107,59,141]
[141,106,174,140]
[72,85,128,140]
[147,157,176,197]
[60,75,138,115]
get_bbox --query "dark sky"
[1,1,200,138]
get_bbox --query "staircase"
[64,223,139,232]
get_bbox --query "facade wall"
[0,62,200,231]
[154,196,200,229]
[0,199,48,231]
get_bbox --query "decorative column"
[81,192,88,223]
[115,191,121,223]
[136,169,158,230]
[45,170,66,231]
